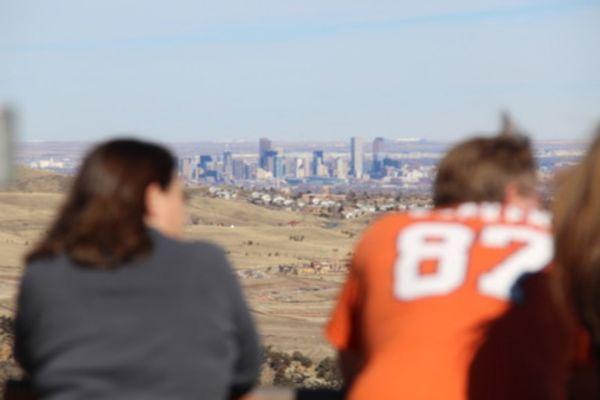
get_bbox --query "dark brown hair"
[26,139,175,268]
[553,126,600,343]
[433,132,536,207]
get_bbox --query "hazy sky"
[1,1,599,142]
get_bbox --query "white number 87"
[394,222,553,301]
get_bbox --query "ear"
[144,182,163,217]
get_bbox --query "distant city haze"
[1,1,599,141]
[18,136,584,195]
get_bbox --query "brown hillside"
[3,167,72,193]
[0,187,365,357]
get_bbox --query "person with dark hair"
[326,129,576,399]
[14,139,261,400]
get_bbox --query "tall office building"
[178,157,195,181]
[373,137,384,156]
[334,157,348,179]
[291,158,305,178]
[284,158,297,178]
[372,137,385,178]
[232,159,247,180]
[350,137,364,178]
[312,150,324,176]
[264,150,278,176]
[222,151,233,176]
[199,155,213,170]
[273,155,285,178]
[301,157,312,178]
[258,138,272,169]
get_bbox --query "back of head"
[26,139,175,269]
[433,129,536,208]
[553,125,600,343]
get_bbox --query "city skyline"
[18,135,583,195]
[177,136,444,187]
[2,1,599,142]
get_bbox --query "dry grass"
[4,167,72,193]
[0,172,370,357]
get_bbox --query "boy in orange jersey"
[326,132,578,400]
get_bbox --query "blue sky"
[1,1,599,142]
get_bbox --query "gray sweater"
[14,229,262,400]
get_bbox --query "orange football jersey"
[326,203,576,400]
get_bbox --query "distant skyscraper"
[259,138,272,169]
[199,155,213,169]
[264,150,278,175]
[373,137,384,155]
[232,159,247,180]
[334,157,348,179]
[273,155,285,178]
[312,150,324,176]
[350,137,364,178]
[372,137,385,178]
[301,157,311,178]
[284,158,297,178]
[291,158,305,178]
[222,151,233,176]
[178,157,195,181]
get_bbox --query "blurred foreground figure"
[327,131,577,399]
[14,139,261,400]
[554,126,600,385]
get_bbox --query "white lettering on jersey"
[395,223,474,301]
[394,216,552,301]
[478,225,552,299]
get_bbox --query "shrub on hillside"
[262,347,343,389]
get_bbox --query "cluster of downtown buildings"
[177,137,398,186]
[14,136,583,193]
